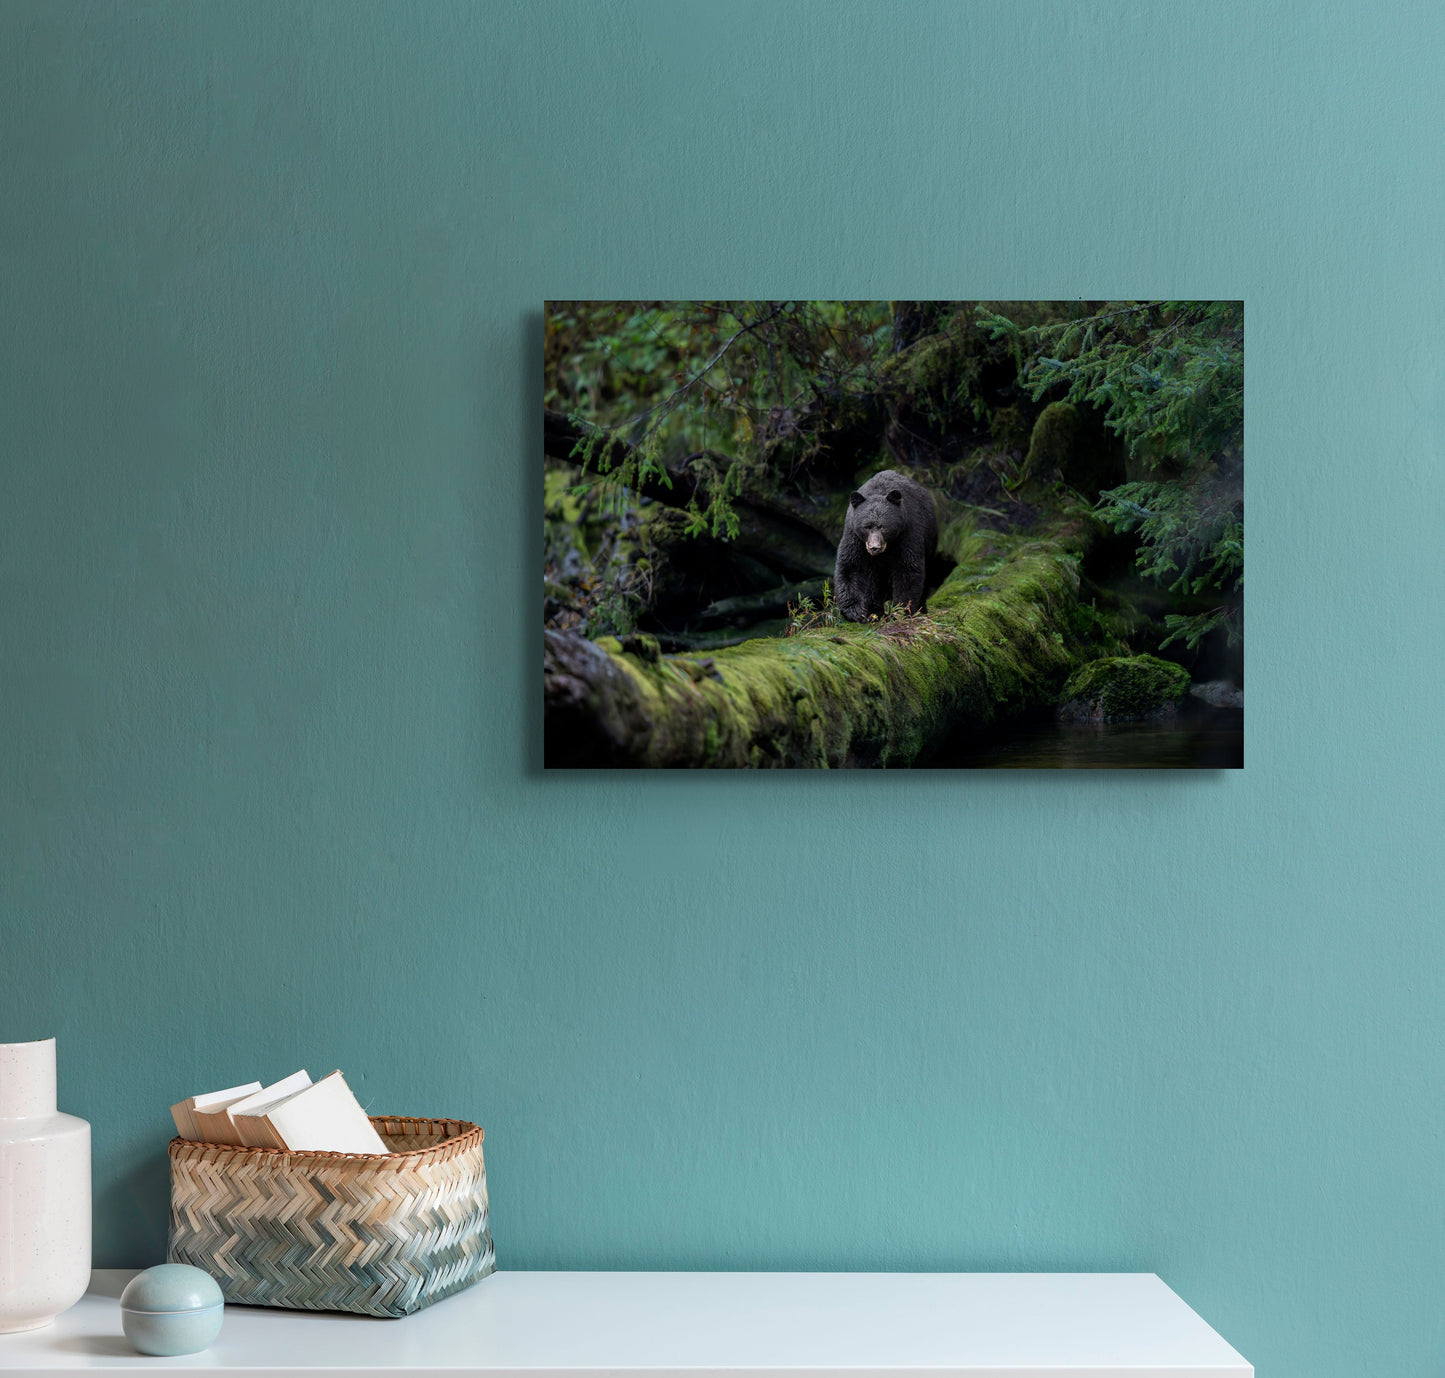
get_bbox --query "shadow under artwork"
[543,301,1243,769]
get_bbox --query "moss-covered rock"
[1023,401,1079,480]
[1057,654,1191,723]
[1019,399,1128,499]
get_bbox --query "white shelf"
[0,1270,1251,1377]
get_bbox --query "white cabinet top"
[0,1270,1251,1377]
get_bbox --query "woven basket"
[167,1117,494,1318]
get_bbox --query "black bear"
[833,469,938,621]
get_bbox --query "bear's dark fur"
[833,469,938,621]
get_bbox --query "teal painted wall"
[2,1,1442,1372]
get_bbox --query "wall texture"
[2,2,1443,1373]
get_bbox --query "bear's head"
[848,486,907,556]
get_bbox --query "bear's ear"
[849,491,865,508]
[886,489,903,505]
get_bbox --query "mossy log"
[695,579,829,629]
[545,514,1112,768]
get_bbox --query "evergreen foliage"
[546,301,891,540]
[546,300,1244,658]
[978,300,1244,648]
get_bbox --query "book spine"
[235,1113,287,1150]
[191,1106,245,1145]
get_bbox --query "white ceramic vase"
[0,1038,91,1332]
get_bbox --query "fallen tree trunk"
[694,578,828,629]
[545,512,1111,767]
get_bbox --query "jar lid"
[120,1264,224,1314]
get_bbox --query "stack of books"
[170,1070,388,1154]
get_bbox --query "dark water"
[928,704,1244,769]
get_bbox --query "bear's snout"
[865,531,887,555]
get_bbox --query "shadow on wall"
[522,309,545,776]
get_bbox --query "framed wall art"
[543,301,1242,769]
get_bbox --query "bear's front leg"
[833,558,881,622]
[833,583,874,622]
[890,559,926,614]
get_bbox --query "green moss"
[1022,401,1079,480]
[1058,654,1190,722]
[560,506,1117,767]
[544,466,585,525]
[701,716,721,765]
[1064,597,1133,657]
[617,633,661,663]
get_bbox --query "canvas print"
[544,301,1243,768]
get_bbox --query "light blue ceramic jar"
[119,1264,224,1356]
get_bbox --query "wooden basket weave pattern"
[168,1117,494,1318]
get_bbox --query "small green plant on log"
[786,581,843,635]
